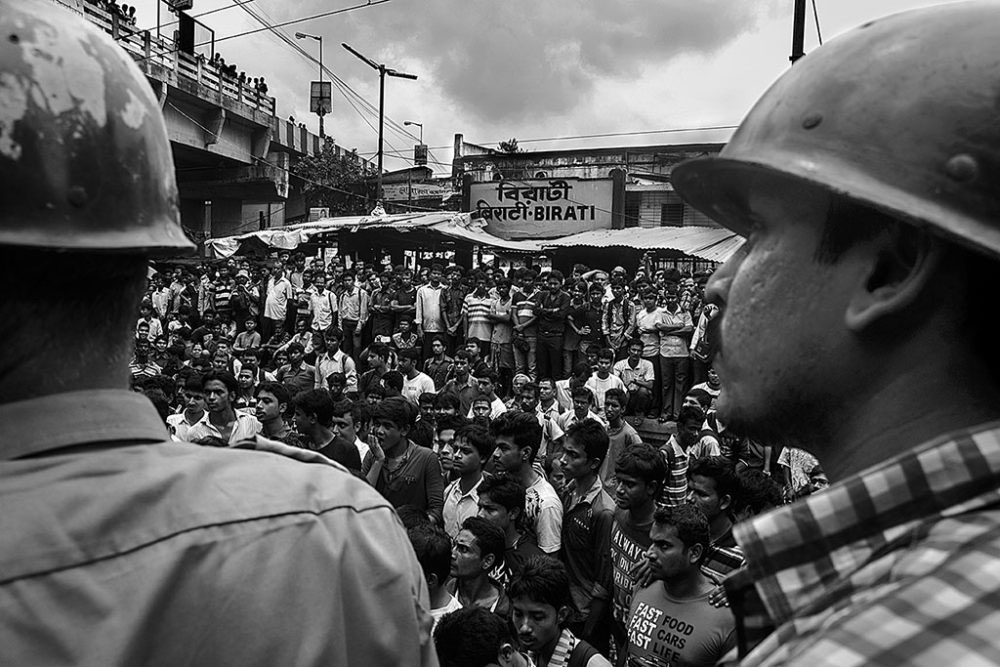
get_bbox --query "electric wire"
[811,0,824,44]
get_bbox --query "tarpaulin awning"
[542,226,742,263]
[204,212,544,258]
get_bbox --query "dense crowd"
[133,250,828,666]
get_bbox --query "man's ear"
[719,493,732,514]
[688,542,704,566]
[845,226,945,333]
[497,642,518,666]
[556,605,571,626]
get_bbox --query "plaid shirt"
[724,421,1000,666]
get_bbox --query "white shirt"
[167,410,208,443]
[585,372,627,416]
[525,472,563,554]
[401,372,436,405]
[467,395,508,420]
[264,276,294,320]
[186,411,262,446]
[309,288,338,331]
[442,476,483,539]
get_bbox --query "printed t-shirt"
[626,583,736,667]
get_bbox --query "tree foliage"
[498,138,521,153]
[293,144,373,216]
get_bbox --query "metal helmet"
[0,0,193,254]
[672,1,1000,260]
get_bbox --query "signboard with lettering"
[383,182,454,202]
[468,177,614,239]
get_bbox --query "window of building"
[660,192,685,227]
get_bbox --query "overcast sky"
[134,0,953,175]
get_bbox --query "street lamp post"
[342,43,417,203]
[295,32,325,138]
[403,120,423,145]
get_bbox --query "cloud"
[271,0,770,125]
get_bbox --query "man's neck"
[571,473,598,499]
[538,630,563,665]
[607,415,623,429]
[406,368,419,380]
[663,569,713,600]
[456,573,496,606]
[540,397,555,410]
[459,470,483,493]
[504,525,522,549]
[628,498,655,525]
[184,408,205,422]
[597,370,610,379]
[262,416,288,438]
[709,513,733,544]
[517,465,539,488]
[428,584,452,611]
[209,407,236,427]
[310,425,334,448]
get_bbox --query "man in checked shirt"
[670,3,1000,665]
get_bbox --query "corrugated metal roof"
[542,226,742,263]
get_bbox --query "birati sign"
[469,177,614,239]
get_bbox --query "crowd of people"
[131,250,829,666]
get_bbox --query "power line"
[139,0,256,32]
[228,0,423,166]
[811,0,824,44]
[135,0,394,59]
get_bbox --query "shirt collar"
[0,389,169,460]
[733,420,1000,626]
[566,476,604,510]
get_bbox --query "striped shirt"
[725,421,1000,666]
[462,292,493,342]
[657,435,689,507]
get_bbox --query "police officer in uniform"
[671,3,1000,665]
[0,2,436,664]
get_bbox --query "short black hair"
[434,607,513,667]
[459,516,505,568]
[255,381,290,407]
[676,404,705,428]
[436,414,466,434]
[564,418,609,463]
[508,555,573,614]
[490,411,542,463]
[652,504,710,563]
[734,469,784,516]
[478,475,526,513]
[408,523,452,587]
[615,442,666,488]
[201,370,237,395]
[456,423,496,460]
[371,396,416,428]
[293,388,335,426]
[688,455,740,506]
[381,370,404,392]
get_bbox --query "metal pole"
[791,0,807,63]
[156,0,160,42]
[318,37,325,139]
[378,65,385,202]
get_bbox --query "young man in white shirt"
[399,347,436,406]
[313,326,358,395]
[613,339,655,417]
[443,423,495,538]
[491,411,564,555]
[584,348,626,417]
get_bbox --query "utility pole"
[791,0,807,63]
[342,43,417,203]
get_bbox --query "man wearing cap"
[0,3,436,663]
[670,4,1000,664]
